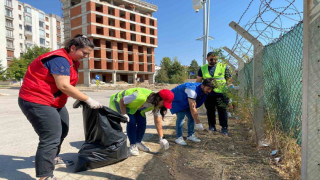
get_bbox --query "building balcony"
[6,35,14,40]
[25,31,33,37]
[5,3,13,9]
[6,46,14,51]
[25,39,33,46]
[24,11,31,15]
[24,21,32,26]
[5,15,13,20]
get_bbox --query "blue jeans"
[176,109,195,138]
[127,110,146,145]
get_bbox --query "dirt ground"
[138,112,283,180]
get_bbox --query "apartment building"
[61,0,158,85]
[0,0,64,69]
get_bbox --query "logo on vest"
[218,73,222,76]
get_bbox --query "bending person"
[18,34,102,180]
[171,78,215,145]
[109,88,174,156]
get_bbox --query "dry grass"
[236,97,301,180]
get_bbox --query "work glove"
[123,114,130,121]
[85,97,103,109]
[160,137,169,150]
[195,123,204,131]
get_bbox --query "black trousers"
[204,92,229,129]
[18,97,69,177]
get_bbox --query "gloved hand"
[123,114,130,121]
[160,137,169,150]
[85,97,103,109]
[196,123,204,131]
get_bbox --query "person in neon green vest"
[109,88,174,156]
[196,50,232,135]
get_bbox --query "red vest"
[19,48,79,108]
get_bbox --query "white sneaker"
[175,136,187,146]
[136,142,150,152]
[129,144,139,156]
[187,134,201,142]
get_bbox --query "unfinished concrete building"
[60,0,158,85]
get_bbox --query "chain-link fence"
[238,22,303,143]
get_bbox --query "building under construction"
[60,0,158,86]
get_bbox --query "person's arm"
[154,114,169,150]
[188,98,200,124]
[53,74,89,101]
[196,68,203,82]
[196,76,203,83]
[53,74,102,108]
[154,115,163,138]
[119,98,127,115]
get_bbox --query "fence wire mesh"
[239,22,303,144]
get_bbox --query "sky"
[18,0,303,66]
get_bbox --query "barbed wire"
[227,0,303,67]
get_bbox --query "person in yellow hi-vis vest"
[109,88,174,156]
[196,51,232,135]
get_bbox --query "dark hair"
[64,34,94,53]
[202,78,215,88]
[147,92,167,119]
[207,51,219,58]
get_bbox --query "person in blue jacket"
[170,78,215,145]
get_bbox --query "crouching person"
[109,88,174,156]
[171,78,215,146]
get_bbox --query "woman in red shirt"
[18,34,102,180]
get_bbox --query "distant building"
[60,0,158,86]
[154,65,160,76]
[0,0,64,69]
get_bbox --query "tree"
[23,46,51,65]
[160,57,172,70]
[6,58,29,81]
[155,57,187,84]
[155,68,169,83]
[155,57,171,83]
[0,63,7,81]
[188,59,200,79]
[6,46,50,81]
[168,57,187,83]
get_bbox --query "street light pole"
[205,0,210,65]
[203,0,207,65]
[193,0,212,65]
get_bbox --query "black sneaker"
[221,127,229,136]
[209,127,217,132]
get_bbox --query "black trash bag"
[73,100,128,172]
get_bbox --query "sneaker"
[136,142,150,152]
[175,136,187,146]
[209,126,217,132]
[129,144,139,156]
[221,127,229,136]
[54,157,74,166]
[187,134,201,142]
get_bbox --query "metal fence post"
[301,0,320,179]
[223,46,246,69]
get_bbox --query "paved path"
[0,88,175,180]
